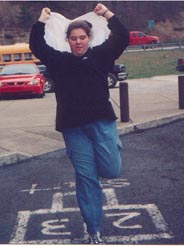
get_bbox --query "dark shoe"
[88,232,104,244]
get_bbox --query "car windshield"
[37,65,46,73]
[0,64,38,75]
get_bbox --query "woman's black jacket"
[29,15,129,131]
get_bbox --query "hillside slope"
[0,1,184,44]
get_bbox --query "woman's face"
[68,28,90,56]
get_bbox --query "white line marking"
[63,191,76,196]
[10,211,31,243]
[21,186,61,194]
[9,203,174,244]
[146,203,170,232]
[20,179,129,195]
[10,232,173,245]
[103,188,119,208]
[29,184,37,194]
[51,192,64,212]
[103,178,130,188]
[104,232,173,244]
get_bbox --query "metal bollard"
[119,82,129,122]
[178,75,184,109]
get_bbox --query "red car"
[0,63,45,98]
[129,31,160,46]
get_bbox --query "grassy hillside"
[117,48,184,79]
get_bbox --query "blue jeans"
[62,120,122,234]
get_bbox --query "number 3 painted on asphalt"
[41,219,71,235]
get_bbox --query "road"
[0,119,184,244]
[126,42,183,52]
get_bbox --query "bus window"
[24,52,32,61]
[13,53,22,61]
[32,54,38,60]
[2,54,11,62]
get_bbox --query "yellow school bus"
[0,43,40,68]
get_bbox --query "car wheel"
[44,78,54,93]
[142,44,149,49]
[108,73,117,88]
[150,41,157,48]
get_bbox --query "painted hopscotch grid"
[10,186,174,244]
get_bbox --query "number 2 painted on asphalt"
[106,212,142,229]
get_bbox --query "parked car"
[38,63,128,92]
[0,63,45,98]
[108,63,128,88]
[129,31,160,46]
[37,65,55,93]
[176,58,184,72]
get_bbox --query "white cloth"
[44,12,111,52]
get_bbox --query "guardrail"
[126,41,184,51]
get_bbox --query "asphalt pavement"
[0,74,184,166]
[0,118,184,244]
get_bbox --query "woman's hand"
[38,7,51,23]
[94,3,107,16]
[94,3,114,20]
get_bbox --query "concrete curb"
[0,152,32,167]
[1,112,184,167]
[118,112,184,135]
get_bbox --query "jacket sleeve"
[29,21,60,67]
[94,15,129,61]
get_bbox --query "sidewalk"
[0,75,184,166]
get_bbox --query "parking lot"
[0,75,184,244]
[0,75,184,162]
[0,119,184,244]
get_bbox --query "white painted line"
[29,184,37,194]
[21,186,61,194]
[20,179,129,195]
[103,188,119,208]
[65,181,75,188]
[9,203,174,244]
[103,178,130,188]
[10,232,173,245]
[10,211,31,243]
[146,203,170,232]
[63,191,75,196]
[104,232,173,244]
[31,207,79,214]
[12,238,72,244]
[51,192,64,212]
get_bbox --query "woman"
[30,3,129,244]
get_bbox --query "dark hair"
[66,20,93,38]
